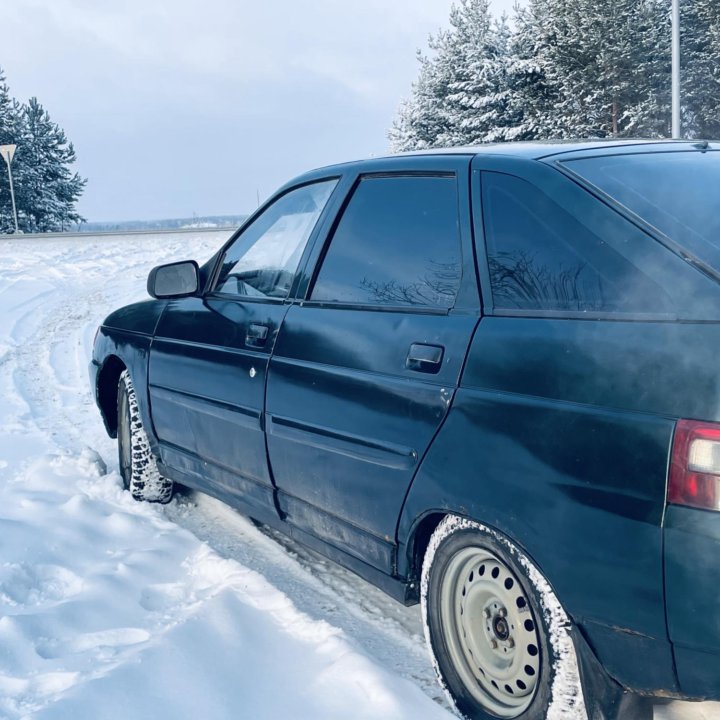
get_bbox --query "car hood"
[102,299,167,336]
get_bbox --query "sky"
[3,0,520,222]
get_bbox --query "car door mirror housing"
[147,260,200,299]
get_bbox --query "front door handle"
[406,343,444,374]
[246,323,269,347]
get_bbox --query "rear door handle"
[406,343,444,374]
[246,323,269,347]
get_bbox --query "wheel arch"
[403,510,446,592]
[402,509,552,603]
[96,354,127,438]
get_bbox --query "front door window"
[214,179,338,298]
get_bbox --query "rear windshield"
[562,150,720,273]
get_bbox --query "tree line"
[390,0,720,150]
[0,67,86,234]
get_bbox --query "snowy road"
[0,231,717,719]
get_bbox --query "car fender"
[92,299,166,445]
[397,385,678,694]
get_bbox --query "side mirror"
[147,260,200,299]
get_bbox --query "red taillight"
[668,419,720,512]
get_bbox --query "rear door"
[148,178,338,514]
[266,157,479,572]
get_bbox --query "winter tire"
[117,369,174,504]
[422,516,587,720]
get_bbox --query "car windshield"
[562,150,720,273]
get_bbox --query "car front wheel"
[117,369,174,504]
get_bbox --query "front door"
[266,162,479,572]
[148,178,338,514]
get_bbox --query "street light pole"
[672,0,681,138]
[0,144,19,233]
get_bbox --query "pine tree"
[624,0,672,137]
[13,98,86,233]
[512,0,671,139]
[439,4,512,145]
[389,0,511,151]
[389,37,457,152]
[390,0,691,147]
[681,0,720,138]
[504,0,567,140]
[0,68,86,234]
[0,71,14,146]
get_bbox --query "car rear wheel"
[117,369,173,504]
[422,516,587,720]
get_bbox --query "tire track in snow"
[164,491,447,705]
[2,234,448,710]
[4,236,217,451]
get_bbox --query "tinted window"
[481,172,675,313]
[563,151,720,272]
[214,179,337,299]
[311,175,461,309]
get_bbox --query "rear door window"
[310,175,461,310]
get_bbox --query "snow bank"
[0,451,453,720]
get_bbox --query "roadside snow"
[0,231,717,719]
[0,232,450,720]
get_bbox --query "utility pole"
[672,0,681,139]
[0,144,19,233]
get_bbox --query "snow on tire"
[421,515,587,720]
[117,369,173,504]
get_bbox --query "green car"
[91,140,720,719]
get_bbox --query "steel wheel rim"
[439,546,541,718]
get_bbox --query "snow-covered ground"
[0,231,717,720]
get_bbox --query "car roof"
[285,139,718,189]
[391,139,702,160]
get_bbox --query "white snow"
[0,230,717,719]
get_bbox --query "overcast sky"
[4,0,519,222]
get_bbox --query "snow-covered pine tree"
[12,97,86,233]
[0,70,15,147]
[623,0,672,138]
[0,69,85,234]
[681,0,720,138]
[389,0,511,151]
[389,37,457,152]
[503,0,568,140]
[391,0,720,148]
[438,3,512,145]
[515,0,671,139]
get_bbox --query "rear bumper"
[665,505,720,700]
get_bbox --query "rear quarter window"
[480,171,720,319]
